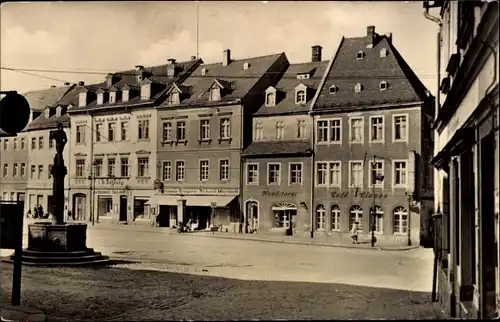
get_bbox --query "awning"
[183,195,236,207]
[145,195,179,206]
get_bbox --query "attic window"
[243,62,250,70]
[170,92,180,105]
[265,92,276,106]
[379,81,388,91]
[201,68,207,76]
[329,85,338,94]
[122,89,129,102]
[210,87,221,101]
[356,51,364,59]
[380,48,388,58]
[97,92,104,105]
[296,90,306,104]
[78,92,87,107]
[141,83,151,100]
[44,109,50,118]
[354,83,363,93]
[109,92,116,104]
[297,73,310,80]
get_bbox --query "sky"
[0,1,439,95]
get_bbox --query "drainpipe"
[310,115,315,238]
[88,112,94,225]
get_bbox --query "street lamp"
[371,155,386,248]
[405,191,414,246]
[88,160,98,226]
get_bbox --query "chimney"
[222,49,231,67]
[106,73,114,87]
[366,25,376,48]
[385,32,392,43]
[311,45,322,62]
[167,58,176,64]
[78,81,85,86]
[191,56,197,60]
[135,65,144,82]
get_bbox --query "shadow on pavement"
[0,263,442,321]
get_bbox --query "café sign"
[162,187,239,196]
[331,191,388,199]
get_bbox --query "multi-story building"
[67,58,202,224]
[150,50,289,231]
[24,84,79,217]
[428,0,499,319]
[311,26,435,246]
[0,85,73,213]
[241,46,328,235]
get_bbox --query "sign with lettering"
[95,178,125,186]
[96,189,128,195]
[162,187,239,196]
[330,191,388,199]
[262,190,297,197]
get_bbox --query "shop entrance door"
[119,196,128,222]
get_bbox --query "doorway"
[245,200,259,232]
[158,205,171,227]
[119,196,128,222]
[272,203,297,229]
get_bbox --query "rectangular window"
[38,137,44,149]
[349,117,364,143]
[200,160,209,181]
[176,161,185,181]
[108,122,116,142]
[3,139,8,150]
[49,137,54,149]
[275,121,284,140]
[163,122,173,142]
[254,122,263,140]
[13,139,18,150]
[162,161,172,181]
[76,125,85,144]
[2,164,8,177]
[176,121,186,141]
[297,120,307,139]
[13,163,18,177]
[96,124,103,142]
[393,161,407,187]
[38,165,43,180]
[267,163,281,185]
[48,165,52,179]
[107,159,116,177]
[21,138,26,150]
[246,164,259,185]
[349,161,363,188]
[137,157,149,177]
[120,158,129,177]
[370,160,384,187]
[138,120,150,140]
[316,162,328,185]
[220,118,231,139]
[219,159,230,181]
[200,120,210,140]
[20,163,26,177]
[121,121,129,141]
[317,120,328,143]
[94,159,103,177]
[289,163,303,185]
[317,119,341,143]
[329,119,341,142]
[329,162,341,187]
[30,165,36,179]
[31,138,36,150]
[370,116,384,142]
[393,115,408,142]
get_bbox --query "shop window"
[272,202,297,229]
[316,205,326,231]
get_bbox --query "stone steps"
[1,248,112,267]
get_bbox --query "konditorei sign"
[162,187,239,196]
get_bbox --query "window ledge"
[393,139,408,143]
[137,138,151,142]
[175,140,188,146]
[198,139,212,144]
[218,138,232,144]
[161,140,175,146]
[369,140,384,144]
[267,183,280,186]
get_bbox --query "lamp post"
[405,191,413,246]
[88,160,98,226]
[371,155,385,247]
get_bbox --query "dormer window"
[379,81,388,91]
[380,48,388,58]
[329,85,338,94]
[78,92,87,108]
[56,106,62,117]
[122,87,129,102]
[141,83,151,100]
[44,108,50,118]
[171,92,180,105]
[201,68,207,76]
[97,91,104,105]
[354,83,363,93]
[109,91,116,104]
[210,87,221,101]
[297,73,310,80]
[356,51,364,59]
[296,90,306,104]
[266,92,276,106]
[243,62,250,70]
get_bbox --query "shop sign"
[95,189,127,195]
[162,187,239,196]
[262,190,297,197]
[95,177,125,186]
[330,191,388,199]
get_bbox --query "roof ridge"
[201,52,284,67]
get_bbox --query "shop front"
[148,187,240,231]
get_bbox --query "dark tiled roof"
[242,140,312,157]
[255,60,329,116]
[69,59,202,112]
[313,35,429,112]
[161,53,285,107]
[22,86,73,112]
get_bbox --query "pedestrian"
[33,207,38,219]
[252,216,258,234]
[26,209,32,219]
[38,205,44,219]
[351,221,359,244]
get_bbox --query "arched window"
[266,92,276,106]
[349,205,363,232]
[331,205,340,231]
[379,81,388,91]
[393,206,408,234]
[369,205,384,233]
[316,205,325,230]
[329,85,338,94]
[296,90,306,104]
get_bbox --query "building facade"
[241,49,328,236]
[67,58,202,224]
[429,0,499,319]
[311,26,435,246]
[150,50,289,231]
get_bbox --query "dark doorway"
[158,205,171,227]
[72,193,87,221]
[185,206,211,230]
[119,196,128,222]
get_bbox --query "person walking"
[252,216,258,234]
[33,206,38,219]
[350,221,359,244]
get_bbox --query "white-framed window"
[370,206,384,234]
[331,205,340,231]
[3,164,8,177]
[109,91,116,104]
[94,159,103,177]
[349,117,364,143]
[137,157,149,177]
[393,160,407,187]
[267,163,281,185]
[107,158,115,177]
[246,163,259,185]
[108,122,116,142]
[3,139,8,150]
[380,81,388,91]
[78,92,86,107]
[163,122,173,141]
[176,121,186,141]
[275,121,284,140]
[141,83,151,100]
[75,160,85,177]
[289,162,303,185]
[316,205,326,231]
[393,206,408,234]
[38,136,44,149]
[329,85,338,94]
[393,114,408,142]
[349,205,363,232]
[13,138,18,150]
[38,165,43,180]
[296,90,306,104]
[369,116,384,143]
[380,48,388,57]
[76,125,85,144]
[266,92,276,106]
[170,92,180,105]
[210,87,221,101]
[316,119,341,144]
[369,160,384,188]
[317,120,328,143]
[220,118,231,139]
[175,161,185,181]
[329,161,341,187]
[20,163,26,177]
[96,124,103,142]
[354,83,363,93]
[254,122,263,140]
[121,121,129,141]
[200,160,209,181]
[97,92,104,105]
[20,138,26,150]
[13,163,18,177]
[31,138,36,150]
[162,161,172,181]
[349,161,364,188]
[120,157,129,177]
[315,162,328,186]
[138,120,150,140]
[30,165,35,179]
[122,89,129,102]
[200,120,210,140]
[297,120,307,139]
[219,159,230,181]
[356,51,364,59]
